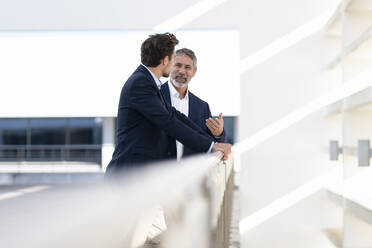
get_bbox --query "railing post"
[61,147,65,162]
[18,147,25,162]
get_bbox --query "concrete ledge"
[0,172,104,185]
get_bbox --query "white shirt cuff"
[207,142,214,153]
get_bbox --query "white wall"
[239,29,342,208]
[237,1,346,247]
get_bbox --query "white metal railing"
[1,152,235,248]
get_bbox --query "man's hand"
[206,113,224,137]
[211,142,231,161]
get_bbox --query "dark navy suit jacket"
[105,65,214,179]
[160,82,226,158]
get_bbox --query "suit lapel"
[188,92,195,119]
[158,89,168,107]
[162,82,172,105]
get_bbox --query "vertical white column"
[101,117,115,172]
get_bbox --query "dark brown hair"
[141,33,179,67]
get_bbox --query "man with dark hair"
[105,33,231,180]
[161,48,226,161]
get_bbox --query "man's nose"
[179,66,186,74]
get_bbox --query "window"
[0,118,102,164]
[0,119,27,160]
[69,118,102,145]
[0,119,27,145]
[30,118,67,145]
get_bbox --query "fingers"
[221,143,231,161]
[222,154,228,161]
[214,117,221,126]
[217,113,223,124]
[211,143,231,161]
[220,152,229,161]
[213,114,224,127]
[206,124,213,134]
[206,118,219,130]
[206,120,215,131]
[206,116,223,137]
[206,117,223,136]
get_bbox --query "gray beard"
[172,79,188,88]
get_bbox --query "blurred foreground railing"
[1,152,237,248]
[155,152,235,248]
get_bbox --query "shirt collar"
[169,80,189,100]
[141,63,162,89]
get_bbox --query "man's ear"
[190,67,197,77]
[162,56,169,66]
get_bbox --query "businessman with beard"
[105,33,231,181]
[161,48,227,161]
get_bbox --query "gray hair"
[176,48,197,68]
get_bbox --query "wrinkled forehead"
[174,53,194,66]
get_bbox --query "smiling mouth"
[176,76,187,82]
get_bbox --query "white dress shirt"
[168,81,189,161]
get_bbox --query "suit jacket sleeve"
[206,103,226,143]
[129,78,213,153]
[173,106,214,140]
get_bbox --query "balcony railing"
[0,144,101,164]
[1,152,238,248]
